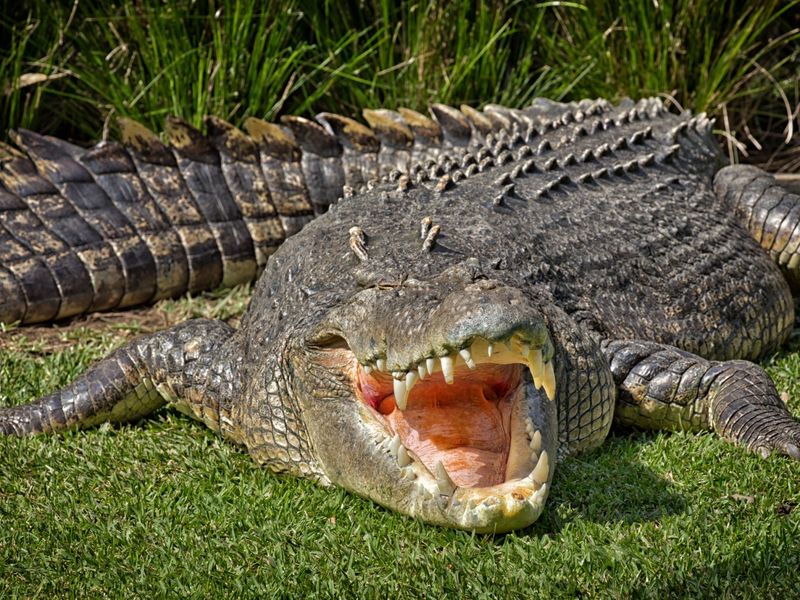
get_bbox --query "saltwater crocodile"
[1,97,800,532]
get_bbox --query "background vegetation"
[1,0,799,166]
[1,1,799,597]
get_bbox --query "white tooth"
[440,355,455,384]
[406,370,419,392]
[426,357,436,374]
[528,347,544,388]
[434,461,457,496]
[393,378,408,410]
[376,358,386,372]
[459,348,476,369]
[521,343,531,359]
[397,445,412,467]
[543,361,556,401]
[401,465,416,480]
[487,343,494,357]
[531,450,550,485]
[418,363,427,379]
[363,364,372,374]
[530,429,542,453]
[388,434,401,457]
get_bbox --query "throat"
[384,381,513,487]
[363,364,522,488]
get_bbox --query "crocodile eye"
[306,332,348,350]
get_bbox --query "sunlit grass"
[1,292,799,597]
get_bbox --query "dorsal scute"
[362,108,415,148]
[204,116,260,163]
[243,117,301,162]
[165,116,218,164]
[280,115,342,158]
[316,112,381,153]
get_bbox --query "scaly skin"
[2,97,800,531]
[0,104,488,324]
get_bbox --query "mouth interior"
[316,331,556,529]
[359,363,522,488]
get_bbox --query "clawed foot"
[752,419,800,460]
[717,400,800,461]
[709,361,800,461]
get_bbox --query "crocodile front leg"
[602,339,800,459]
[715,164,800,291]
[0,320,241,442]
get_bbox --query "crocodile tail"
[0,102,555,325]
[0,118,311,325]
[714,164,800,292]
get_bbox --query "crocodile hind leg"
[602,339,800,459]
[715,164,800,291]
[0,319,240,442]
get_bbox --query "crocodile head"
[294,262,561,532]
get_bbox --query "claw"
[784,442,800,461]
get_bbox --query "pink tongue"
[384,382,511,488]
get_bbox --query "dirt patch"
[0,306,178,353]
[0,286,250,355]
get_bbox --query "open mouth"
[349,335,556,529]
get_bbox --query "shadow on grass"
[526,434,687,535]
[628,542,800,597]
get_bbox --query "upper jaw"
[360,334,557,409]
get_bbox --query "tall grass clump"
[535,0,800,162]
[291,0,557,112]
[3,1,326,139]
[0,0,797,163]
[0,2,74,135]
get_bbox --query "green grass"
[1,291,799,598]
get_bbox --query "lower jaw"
[392,417,554,532]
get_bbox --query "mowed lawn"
[1,287,798,598]
[1,1,799,597]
